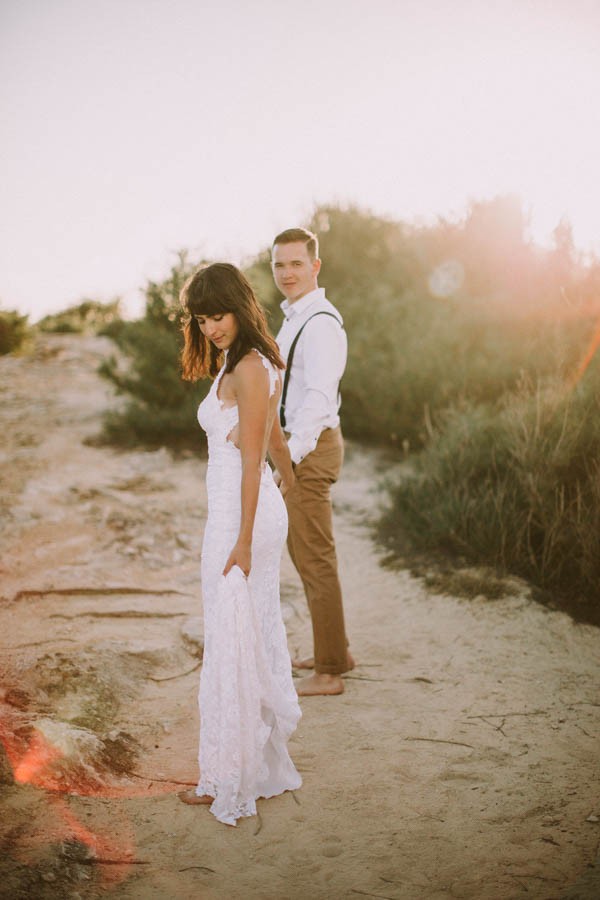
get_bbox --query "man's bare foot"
[292,651,356,672]
[178,789,213,805]
[292,656,315,669]
[295,673,345,696]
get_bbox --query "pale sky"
[1,0,599,320]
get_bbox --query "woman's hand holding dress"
[222,539,252,577]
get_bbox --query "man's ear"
[313,257,322,277]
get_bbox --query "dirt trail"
[1,334,598,900]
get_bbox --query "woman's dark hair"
[180,263,284,381]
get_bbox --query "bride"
[177,262,301,825]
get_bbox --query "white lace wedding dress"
[194,350,302,825]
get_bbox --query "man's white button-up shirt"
[276,287,347,465]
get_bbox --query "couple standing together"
[178,228,352,825]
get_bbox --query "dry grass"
[379,373,600,624]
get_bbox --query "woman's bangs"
[188,288,231,318]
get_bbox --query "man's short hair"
[272,228,319,261]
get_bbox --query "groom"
[271,227,353,696]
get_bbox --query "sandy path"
[0,334,598,900]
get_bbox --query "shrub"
[378,365,600,623]
[98,253,208,449]
[0,309,29,355]
[305,204,596,448]
[99,320,207,448]
[38,299,122,334]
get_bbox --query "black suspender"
[279,311,344,428]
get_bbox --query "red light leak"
[6,793,137,889]
[569,314,600,388]
[58,798,137,887]
[13,730,63,785]
[1,722,180,798]
[1,723,191,890]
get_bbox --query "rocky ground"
[0,333,598,900]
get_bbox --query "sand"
[0,333,598,900]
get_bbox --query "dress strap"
[252,349,279,398]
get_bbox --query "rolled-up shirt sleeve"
[287,317,347,464]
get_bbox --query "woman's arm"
[222,355,270,577]
[268,416,295,496]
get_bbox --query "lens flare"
[428,260,465,298]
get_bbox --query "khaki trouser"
[284,426,350,675]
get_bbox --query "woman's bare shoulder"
[233,350,270,391]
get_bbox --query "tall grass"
[379,365,600,622]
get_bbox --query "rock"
[542,815,562,826]
[180,617,204,658]
[100,730,139,774]
[4,688,32,710]
[586,814,599,823]
[9,717,135,790]
[35,718,104,776]
[122,643,171,667]
[60,839,96,862]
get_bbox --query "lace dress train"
[195,352,301,825]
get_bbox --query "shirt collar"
[280,287,325,320]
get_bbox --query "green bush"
[38,299,122,334]
[0,309,29,355]
[306,204,595,448]
[98,253,208,449]
[378,365,600,622]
